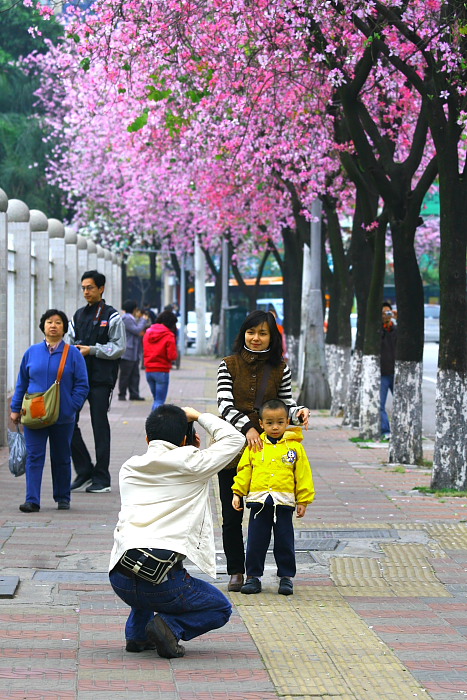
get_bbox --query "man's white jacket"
[109,414,245,578]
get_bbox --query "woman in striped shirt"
[216,310,310,592]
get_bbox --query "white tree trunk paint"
[432,369,467,489]
[286,334,300,380]
[359,354,381,440]
[208,324,220,355]
[388,360,423,465]
[326,344,351,417]
[343,348,362,428]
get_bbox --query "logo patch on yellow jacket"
[282,449,297,464]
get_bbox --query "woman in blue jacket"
[10,309,89,512]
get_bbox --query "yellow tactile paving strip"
[330,542,450,597]
[427,522,467,550]
[235,587,427,699]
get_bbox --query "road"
[422,341,438,438]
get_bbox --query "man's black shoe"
[145,615,185,658]
[241,577,262,594]
[57,501,70,510]
[129,396,145,401]
[70,476,92,492]
[278,577,294,596]
[86,484,111,493]
[19,502,40,513]
[126,639,156,653]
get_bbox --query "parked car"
[424,304,440,343]
[186,311,212,347]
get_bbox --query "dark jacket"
[11,340,89,424]
[381,324,397,376]
[69,301,125,387]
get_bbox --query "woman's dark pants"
[217,468,245,575]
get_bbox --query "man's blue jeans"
[109,567,232,643]
[380,373,394,435]
[145,371,170,411]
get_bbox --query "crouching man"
[109,404,245,658]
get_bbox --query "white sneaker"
[85,485,111,493]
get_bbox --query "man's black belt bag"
[118,548,181,584]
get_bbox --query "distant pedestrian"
[232,399,315,596]
[10,309,89,512]
[217,309,310,592]
[143,311,178,410]
[118,300,149,402]
[69,270,126,494]
[381,301,397,441]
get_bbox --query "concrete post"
[7,199,31,383]
[49,218,66,310]
[77,235,89,285]
[112,253,121,310]
[30,209,49,343]
[87,239,97,270]
[0,189,8,446]
[104,249,113,306]
[194,236,207,354]
[65,227,78,319]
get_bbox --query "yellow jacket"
[232,427,315,507]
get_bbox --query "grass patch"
[349,436,375,444]
[413,486,467,498]
[391,466,406,473]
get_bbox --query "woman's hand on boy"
[232,494,243,511]
[246,427,262,451]
[296,408,310,429]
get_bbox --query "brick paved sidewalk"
[1,355,467,699]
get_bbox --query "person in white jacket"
[109,404,245,659]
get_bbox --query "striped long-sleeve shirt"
[217,355,305,435]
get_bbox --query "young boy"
[232,398,315,596]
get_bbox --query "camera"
[185,421,197,445]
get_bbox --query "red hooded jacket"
[143,323,178,373]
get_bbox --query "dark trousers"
[245,497,296,578]
[118,359,141,399]
[217,469,245,575]
[71,384,112,487]
[23,422,75,506]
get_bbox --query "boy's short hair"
[145,404,188,445]
[259,398,289,419]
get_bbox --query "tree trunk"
[431,157,467,489]
[282,225,304,377]
[389,361,423,464]
[359,214,387,440]
[343,348,363,428]
[326,344,352,416]
[389,218,424,463]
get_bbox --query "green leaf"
[80,57,90,72]
[127,109,149,132]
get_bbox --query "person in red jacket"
[143,311,178,411]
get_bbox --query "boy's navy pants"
[245,495,296,578]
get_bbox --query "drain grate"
[296,529,398,540]
[294,538,339,551]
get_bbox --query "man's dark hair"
[145,404,188,445]
[259,398,288,419]
[122,299,138,314]
[39,309,69,334]
[382,301,393,310]
[81,269,106,288]
[232,310,283,365]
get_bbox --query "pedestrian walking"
[143,311,178,410]
[118,300,148,401]
[68,270,126,493]
[381,301,397,440]
[217,309,310,592]
[232,398,315,596]
[109,404,245,658]
[10,309,89,512]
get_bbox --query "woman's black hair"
[39,309,69,335]
[232,310,283,365]
[155,310,178,332]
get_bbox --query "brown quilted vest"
[224,348,286,433]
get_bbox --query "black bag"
[8,426,27,477]
[119,548,179,584]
